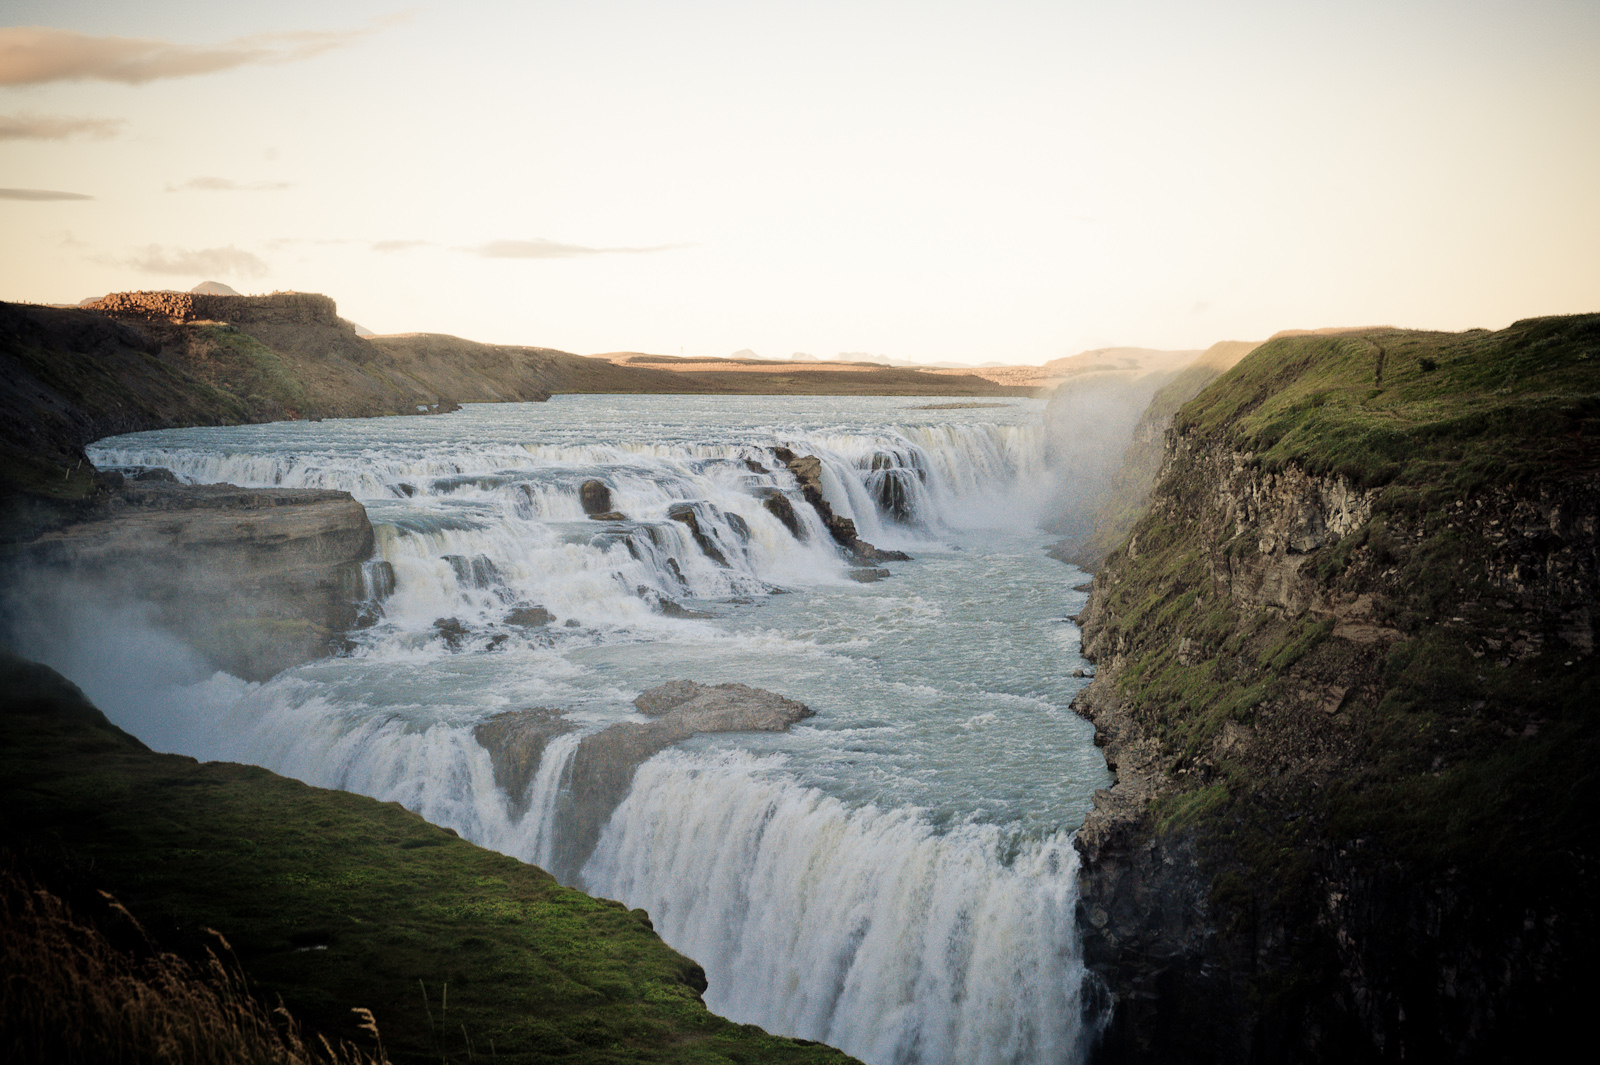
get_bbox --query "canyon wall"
[1070,316,1599,1061]
[16,480,376,680]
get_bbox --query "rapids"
[73,395,1109,1064]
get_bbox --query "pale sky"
[2,1,1596,365]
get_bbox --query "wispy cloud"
[371,239,433,252]
[473,238,687,259]
[125,245,268,278]
[166,176,292,192]
[0,14,409,87]
[0,112,122,140]
[0,187,92,200]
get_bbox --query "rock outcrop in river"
[1068,315,1599,1062]
[476,681,814,881]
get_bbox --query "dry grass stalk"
[0,865,388,1065]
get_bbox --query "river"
[77,394,1108,1065]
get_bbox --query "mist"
[1041,369,1187,549]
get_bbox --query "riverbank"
[0,650,860,1065]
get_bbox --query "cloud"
[165,176,292,192]
[473,238,687,259]
[0,112,123,140]
[0,14,409,87]
[0,187,92,200]
[125,245,268,278]
[371,239,432,253]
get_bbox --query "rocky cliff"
[1071,315,1599,1061]
[15,480,376,680]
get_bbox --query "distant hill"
[190,280,240,295]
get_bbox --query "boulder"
[578,479,613,516]
[506,606,554,628]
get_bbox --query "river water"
[77,394,1108,1065]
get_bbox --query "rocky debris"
[472,707,578,819]
[18,481,375,680]
[848,567,890,582]
[505,606,554,628]
[770,447,911,564]
[667,503,730,566]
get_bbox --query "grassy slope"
[1083,314,1600,1040]
[1178,315,1600,491]
[0,653,858,1065]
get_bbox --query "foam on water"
[73,396,1107,1064]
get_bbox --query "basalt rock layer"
[1071,315,1600,1062]
[16,480,375,680]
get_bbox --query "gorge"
[2,295,1595,1064]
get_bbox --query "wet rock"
[770,447,911,564]
[433,617,469,649]
[667,503,730,566]
[757,487,804,539]
[506,606,554,628]
[472,707,578,819]
[631,680,814,732]
[656,598,716,620]
[587,511,628,522]
[578,478,613,516]
[848,567,891,583]
[558,681,814,875]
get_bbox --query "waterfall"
[75,398,1102,1065]
[587,750,1092,1065]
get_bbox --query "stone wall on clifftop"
[85,290,342,326]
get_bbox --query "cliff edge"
[1072,314,1599,1061]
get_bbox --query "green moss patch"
[0,652,858,1065]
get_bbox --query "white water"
[61,395,1109,1064]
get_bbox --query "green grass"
[1083,312,1600,939]
[0,653,859,1065]
[1174,314,1600,492]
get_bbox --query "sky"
[2,1,1597,365]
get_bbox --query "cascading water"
[72,395,1110,1065]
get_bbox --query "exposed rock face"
[1073,430,1597,1062]
[17,481,375,680]
[771,447,910,564]
[478,682,813,882]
